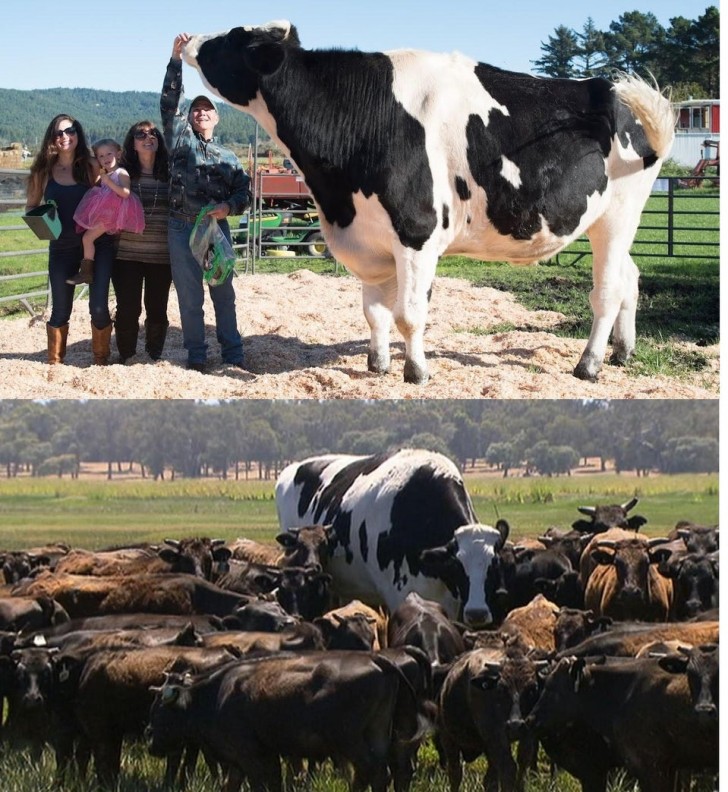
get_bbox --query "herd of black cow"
[0,497,719,792]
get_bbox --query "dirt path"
[0,270,718,399]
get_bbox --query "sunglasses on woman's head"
[54,126,77,139]
[133,129,157,140]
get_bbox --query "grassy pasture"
[0,472,717,551]
[0,471,717,792]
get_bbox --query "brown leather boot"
[47,323,69,364]
[91,323,112,365]
[66,258,94,286]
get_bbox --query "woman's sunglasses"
[133,129,158,140]
[54,126,77,139]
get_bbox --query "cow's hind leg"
[362,279,397,375]
[574,220,640,381]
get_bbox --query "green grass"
[0,472,717,550]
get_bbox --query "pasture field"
[0,472,717,551]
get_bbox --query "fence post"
[667,177,675,257]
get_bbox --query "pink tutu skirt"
[74,185,145,235]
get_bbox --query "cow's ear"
[495,520,510,546]
[657,653,689,674]
[212,546,232,563]
[275,532,296,549]
[157,547,179,564]
[419,547,453,574]
[571,520,592,533]
[590,548,615,566]
[627,516,648,530]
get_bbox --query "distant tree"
[574,18,609,77]
[602,11,665,76]
[533,25,580,77]
[485,441,521,478]
[661,436,719,473]
[691,6,720,95]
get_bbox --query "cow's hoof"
[403,359,428,385]
[573,361,599,382]
[609,343,632,367]
[367,351,389,375]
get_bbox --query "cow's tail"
[613,73,676,160]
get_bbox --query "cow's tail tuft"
[613,73,676,160]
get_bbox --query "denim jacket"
[161,58,251,218]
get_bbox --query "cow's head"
[419,520,510,628]
[573,498,647,534]
[657,644,719,718]
[158,538,231,580]
[657,551,719,618]
[276,524,334,570]
[182,21,301,110]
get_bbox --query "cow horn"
[164,539,181,550]
[595,539,617,548]
[647,537,670,548]
[211,538,226,547]
[621,497,639,512]
[484,661,502,673]
[578,506,596,516]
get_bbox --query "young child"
[68,138,145,285]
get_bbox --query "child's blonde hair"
[92,138,122,156]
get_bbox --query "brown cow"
[13,571,250,618]
[148,650,430,792]
[557,620,719,659]
[52,644,238,787]
[315,600,388,651]
[438,640,548,792]
[55,537,230,580]
[499,594,560,653]
[580,529,673,621]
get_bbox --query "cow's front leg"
[362,279,397,374]
[395,251,437,384]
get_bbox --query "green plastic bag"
[189,205,236,286]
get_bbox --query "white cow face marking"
[454,524,502,626]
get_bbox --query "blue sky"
[1,1,714,97]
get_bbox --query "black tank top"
[44,179,89,247]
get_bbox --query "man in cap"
[161,32,251,372]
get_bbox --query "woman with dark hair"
[113,120,172,363]
[26,114,115,365]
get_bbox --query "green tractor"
[235,205,330,259]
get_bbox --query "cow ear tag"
[59,667,70,683]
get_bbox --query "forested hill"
[0,87,263,151]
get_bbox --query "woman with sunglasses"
[26,114,115,365]
[113,122,172,363]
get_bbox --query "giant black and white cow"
[181,22,674,384]
[275,449,510,627]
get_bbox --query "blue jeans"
[168,217,243,365]
[48,235,113,329]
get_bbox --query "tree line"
[0,87,264,152]
[533,7,718,99]
[0,400,718,481]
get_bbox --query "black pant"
[112,259,172,358]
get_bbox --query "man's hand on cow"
[205,203,231,221]
[173,33,190,61]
